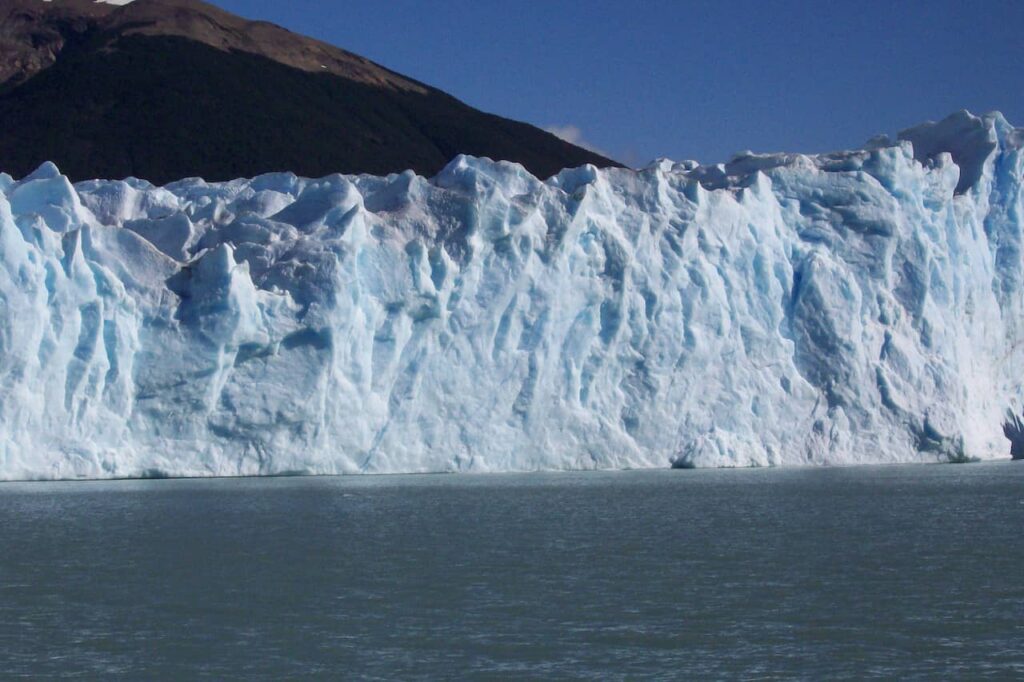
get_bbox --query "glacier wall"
[0,110,1022,479]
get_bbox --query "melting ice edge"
[1,110,1023,479]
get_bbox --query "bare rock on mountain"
[0,0,619,183]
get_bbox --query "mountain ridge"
[0,0,619,183]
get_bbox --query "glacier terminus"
[0,110,1022,480]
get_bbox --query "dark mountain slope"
[0,0,619,183]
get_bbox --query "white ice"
[0,110,1022,479]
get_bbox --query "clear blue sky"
[213,0,1023,167]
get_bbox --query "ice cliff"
[0,110,1022,479]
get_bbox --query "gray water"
[1,463,1023,679]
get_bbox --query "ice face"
[0,110,1022,480]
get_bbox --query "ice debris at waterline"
[0,110,1022,480]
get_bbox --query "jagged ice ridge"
[0,111,1022,480]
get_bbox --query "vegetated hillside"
[0,0,618,183]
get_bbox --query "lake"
[1,462,1022,678]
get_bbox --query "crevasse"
[0,110,1021,480]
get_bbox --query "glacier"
[0,110,1022,480]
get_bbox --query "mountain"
[0,0,619,184]
[0,111,1021,479]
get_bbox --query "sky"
[204,0,1022,167]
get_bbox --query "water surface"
[2,463,1023,678]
